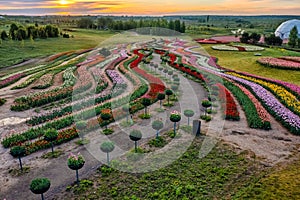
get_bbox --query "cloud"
[0,0,299,15]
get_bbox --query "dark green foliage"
[44,128,58,142]
[30,178,51,195]
[265,34,283,46]
[240,32,261,44]
[224,81,271,130]
[288,26,298,48]
[157,93,165,108]
[1,30,8,40]
[77,18,94,29]
[141,97,151,115]
[165,89,173,105]
[0,98,6,106]
[10,146,26,158]
[44,128,58,153]
[129,130,142,142]
[148,136,167,147]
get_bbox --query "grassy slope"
[201,44,300,85]
[233,156,300,200]
[63,139,261,200]
[0,29,115,68]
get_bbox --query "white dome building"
[275,19,300,39]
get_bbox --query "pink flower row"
[257,57,300,69]
[235,83,271,122]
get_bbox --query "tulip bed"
[228,72,300,116]
[223,81,271,129]
[280,56,300,63]
[234,71,300,99]
[257,57,300,70]
[216,83,240,121]
[0,73,26,89]
[223,73,300,134]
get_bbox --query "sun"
[59,0,68,5]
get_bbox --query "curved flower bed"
[280,56,300,63]
[224,81,271,129]
[228,72,300,116]
[257,57,300,70]
[223,73,300,134]
[0,73,26,89]
[216,83,240,121]
[32,73,55,89]
[212,45,264,52]
[234,71,300,99]
[195,38,229,44]
[131,50,166,99]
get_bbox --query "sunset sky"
[0,0,299,16]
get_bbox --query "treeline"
[240,31,283,46]
[1,23,59,41]
[77,18,186,33]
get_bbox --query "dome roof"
[275,19,300,39]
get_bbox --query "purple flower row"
[0,73,25,88]
[106,70,125,85]
[223,73,300,132]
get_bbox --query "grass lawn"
[201,44,300,85]
[0,29,115,68]
[233,155,300,200]
[63,139,263,199]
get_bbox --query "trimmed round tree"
[168,70,173,77]
[76,120,88,139]
[122,104,130,123]
[141,97,151,115]
[154,64,158,72]
[157,93,165,109]
[165,89,173,105]
[10,145,26,171]
[67,152,85,185]
[202,99,212,116]
[100,141,115,166]
[171,85,179,92]
[170,110,181,136]
[44,128,58,154]
[30,178,51,200]
[100,109,112,130]
[184,110,195,126]
[129,130,142,152]
[152,120,164,138]
[163,69,168,77]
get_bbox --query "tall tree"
[174,20,181,32]
[9,23,18,40]
[288,26,298,48]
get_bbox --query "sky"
[0,0,299,16]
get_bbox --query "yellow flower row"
[227,72,300,114]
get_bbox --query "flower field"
[0,37,299,164]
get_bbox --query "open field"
[201,44,300,85]
[0,29,115,68]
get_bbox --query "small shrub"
[148,136,167,148]
[102,128,114,135]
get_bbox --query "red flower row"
[216,83,240,121]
